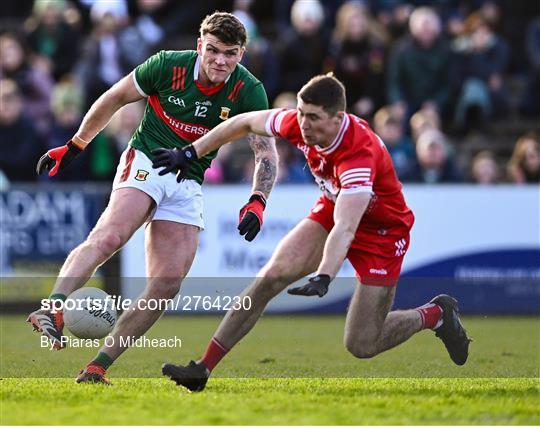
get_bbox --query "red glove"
[36,137,87,177]
[238,193,266,242]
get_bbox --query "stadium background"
[1,0,538,314]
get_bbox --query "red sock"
[86,362,107,376]
[415,303,443,329]
[199,337,229,372]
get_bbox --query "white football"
[63,287,117,339]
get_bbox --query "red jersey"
[265,109,414,235]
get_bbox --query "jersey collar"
[316,113,350,154]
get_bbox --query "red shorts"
[307,196,410,286]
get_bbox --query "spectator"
[128,2,221,42]
[410,107,442,143]
[273,0,295,35]
[234,0,280,100]
[75,5,133,108]
[478,1,502,32]
[446,11,465,40]
[273,91,297,110]
[403,128,463,183]
[78,0,129,25]
[328,1,388,118]
[452,13,510,133]
[386,7,453,120]
[117,0,166,68]
[373,106,415,179]
[470,150,500,184]
[276,0,329,92]
[521,17,540,117]
[24,0,82,80]
[0,32,54,135]
[0,79,45,182]
[376,3,413,43]
[507,133,540,184]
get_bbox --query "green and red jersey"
[131,50,268,184]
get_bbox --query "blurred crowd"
[0,0,539,186]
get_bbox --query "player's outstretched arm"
[36,72,144,177]
[192,109,274,158]
[288,192,371,297]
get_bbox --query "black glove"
[287,274,332,298]
[238,194,266,242]
[151,145,198,182]
[36,140,83,176]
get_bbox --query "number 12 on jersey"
[194,105,207,117]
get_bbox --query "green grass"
[2,378,538,425]
[1,315,539,425]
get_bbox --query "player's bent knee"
[258,265,290,296]
[344,338,378,359]
[147,280,181,301]
[89,231,124,258]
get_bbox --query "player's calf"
[256,263,298,299]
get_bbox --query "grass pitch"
[1,314,539,425]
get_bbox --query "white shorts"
[112,147,204,229]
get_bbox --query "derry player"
[153,74,471,392]
[27,12,278,384]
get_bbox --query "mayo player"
[27,12,278,384]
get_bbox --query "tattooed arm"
[247,133,278,200]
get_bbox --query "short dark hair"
[298,74,346,116]
[200,12,247,47]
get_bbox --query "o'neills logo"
[88,308,116,327]
[369,268,387,275]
